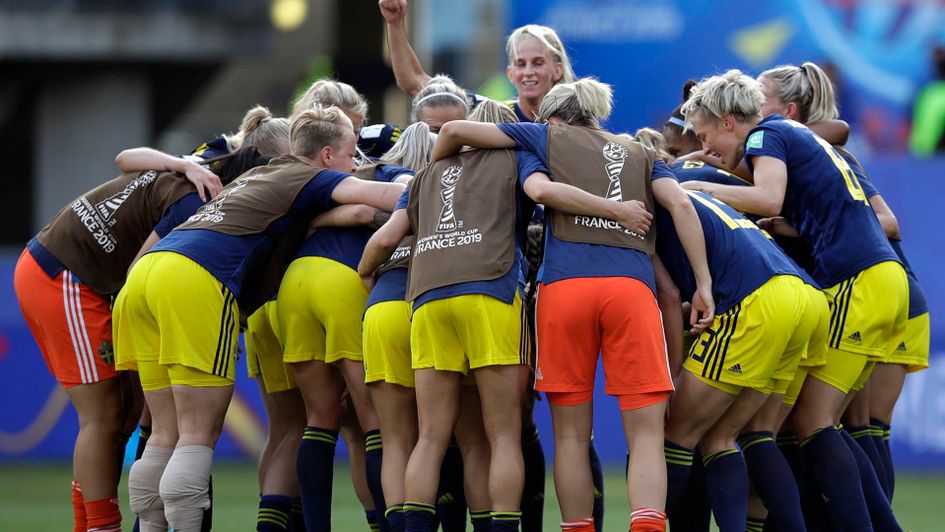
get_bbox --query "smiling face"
[417,104,467,133]
[507,37,563,102]
[690,113,744,171]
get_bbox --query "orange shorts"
[14,248,116,388]
[534,277,673,410]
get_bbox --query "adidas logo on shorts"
[847,331,862,342]
[728,363,743,374]
[897,342,907,352]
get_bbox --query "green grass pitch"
[0,461,942,530]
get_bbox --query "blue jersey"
[656,191,801,313]
[293,165,412,270]
[839,151,928,317]
[365,267,409,309]
[496,122,668,293]
[358,124,402,159]
[152,168,349,311]
[744,115,898,288]
[671,160,751,188]
[397,150,544,310]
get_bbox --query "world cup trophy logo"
[436,165,463,233]
[602,142,629,202]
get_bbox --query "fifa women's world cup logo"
[436,165,463,233]
[602,142,629,201]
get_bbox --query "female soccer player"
[13,140,260,532]
[113,106,404,532]
[408,75,471,133]
[680,69,907,531]
[432,79,714,532]
[356,122,436,532]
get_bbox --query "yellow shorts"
[686,275,808,393]
[278,257,369,365]
[113,251,239,386]
[799,285,829,368]
[411,293,527,374]
[782,365,808,406]
[883,312,930,373]
[246,301,297,394]
[807,346,876,394]
[363,300,414,387]
[137,359,232,392]
[823,261,908,359]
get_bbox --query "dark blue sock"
[470,509,491,531]
[297,426,338,531]
[365,430,388,532]
[664,440,695,529]
[703,449,749,532]
[675,450,711,532]
[491,511,522,531]
[746,516,765,532]
[589,439,604,532]
[839,429,901,531]
[436,441,466,532]
[257,494,293,531]
[870,418,894,501]
[367,509,380,532]
[290,497,305,532]
[779,432,829,532]
[801,426,872,531]
[739,431,805,531]
[403,501,437,532]
[520,425,544,532]
[385,505,405,532]
[847,425,890,499]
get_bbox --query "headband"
[666,116,687,128]
[414,91,469,110]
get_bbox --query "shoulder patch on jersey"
[747,131,764,149]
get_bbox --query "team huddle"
[13,1,930,532]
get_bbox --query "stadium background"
[0,0,943,526]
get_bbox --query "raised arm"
[357,209,411,288]
[331,178,406,212]
[653,178,714,332]
[681,155,786,218]
[522,172,653,236]
[379,0,431,97]
[115,147,223,201]
[433,120,516,160]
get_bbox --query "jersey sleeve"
[651,159,677,181]
[497,123,550,166]
[744,125,789,171]
[294,169,350,215]
[153,192,204,237]
[189,136,230,160]
[395,187,410,211]
[514,149,549,188]
[359,124,402,159]
[376,165,414,183]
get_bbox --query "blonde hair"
[237,106,290,158]
[760,62,838,123]
[411,75,470,122]
[537,77,612,128]
[469,98,518,125]
[633,127,673,163]
[681,69,765,125]
[506,25,575,83]
[290,105,354,159]
[379,122,437,172]
[291,79,368,122]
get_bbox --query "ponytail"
[290,105,354,159]
[760,62,838,123]
[239,105,290,158]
